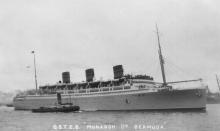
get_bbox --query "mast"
[215,74,220,92]
[31,51,38,94]
[156,24,167,86]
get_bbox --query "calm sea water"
[0,104,220,131]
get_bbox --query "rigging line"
[148,53,162,74]
[166,62,198,80]
[154,61,164,81]
[164,63,190,81]
[156,55,188,81]
[164,61,187,76]
[163,57,200,78]
[162,63,185,79]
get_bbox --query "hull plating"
[13,88,206,111]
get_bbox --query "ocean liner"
[13,27,207,111]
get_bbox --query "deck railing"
[56,85,133,95]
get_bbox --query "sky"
[0,0,220,93]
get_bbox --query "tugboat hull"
[32,106,80,113]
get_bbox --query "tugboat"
[32,93,80,113]
[31,104,80,113]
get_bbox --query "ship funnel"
[113,65,124,79]
[57,93,62,105]
[85,68,95,82]
[62,72,70,83]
